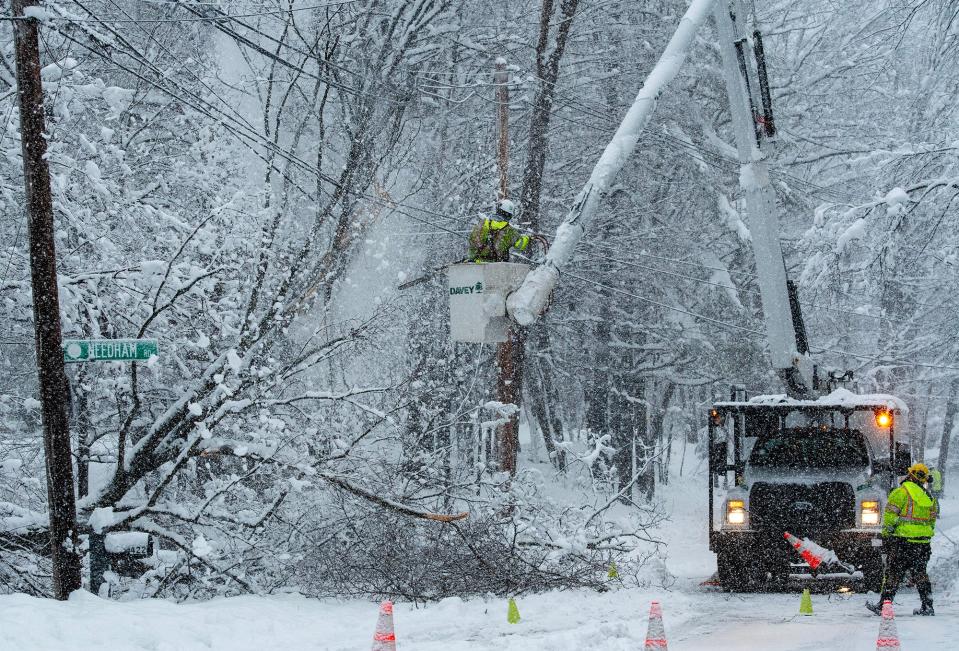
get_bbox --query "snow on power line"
[506,0,717,326]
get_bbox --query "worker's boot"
[915,580,934,616]
[866,590,896,616]
[914,599,934,616]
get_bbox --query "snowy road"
[1,485,953,650]
[0,579,952,650]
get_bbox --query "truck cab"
[707,389,912,591]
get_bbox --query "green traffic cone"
[799,588,813,615]
[507,597,521,624]
[608,561,619,579]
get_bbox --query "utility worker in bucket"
[866,463,939,616]
[467,198,530,263]
[928,466,943,499]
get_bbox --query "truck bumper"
[711,529,883,561]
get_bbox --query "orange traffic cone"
[875,600,900,650]
[644,601,668,650]
[783,532,823,570]
[372,600,397,651]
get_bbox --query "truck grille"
[749,482,855,533]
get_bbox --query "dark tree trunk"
[527,328,566,470]
[519,0,581,231]
[652,383,676,485]
[937,379,959,489]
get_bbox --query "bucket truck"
[705,5,911,592]
[447,0,912,591]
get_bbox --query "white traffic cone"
[875,600,900,650]
[644,601,668,650]
[783,532,824,570]
[784,532,855,573]
[372,600,397,651]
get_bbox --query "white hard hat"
[496,198,517,218]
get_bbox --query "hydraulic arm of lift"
[712,5,816,398]
[505,0,817,398]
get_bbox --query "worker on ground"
[467,198,530,263]
[866,463,939,616]
[929,466,943,499]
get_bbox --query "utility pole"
[494,58,522,475]
[11,0,83,598]
[495,58,510,201]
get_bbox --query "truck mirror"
[710,441,727,471]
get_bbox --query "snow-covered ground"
[1,582,951,651]
[2,475,954,650]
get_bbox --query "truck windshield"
[749,428,869,469]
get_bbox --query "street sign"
[63,339,159,363]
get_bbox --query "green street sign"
[63,339,159,363]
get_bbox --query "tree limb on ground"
[318,472,468,523]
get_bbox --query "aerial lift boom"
[711,4,816,398]
[503,0,816,398]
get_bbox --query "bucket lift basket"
[448,262,529,343]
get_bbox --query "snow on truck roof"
[713,388,908,413]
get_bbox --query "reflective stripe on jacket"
[883,480,938,543]
[468,218,530,262]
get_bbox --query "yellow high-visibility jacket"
[468,219,529,262]
[883,480,938,543]
[930,468,943,493]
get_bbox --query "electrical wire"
[5,0,362,23]
[538,77,860,204]
[811,346,959,373]
[47,1,376,103]
[47,24,327,189]
[97,0,260,137]
[16,4,959,374]
[583,243,899,322]
[560,268,766,336]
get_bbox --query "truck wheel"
[717,548,763,591]
[861,551,884,593]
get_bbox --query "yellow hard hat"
[907,463,930,482]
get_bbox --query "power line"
[561,268,765,336]
[585,240,948,317]
[97,0,260,137]
[4,0,361,23]
[812,346,959,373]
[583,242,899,324]
[48,12,480,235]
[587,241,757,278]
[47,1,376,103]
[46,22,331,193]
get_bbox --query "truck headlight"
[861,500,880,526]
[726,499,746,525]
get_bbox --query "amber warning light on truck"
[875,410,893,428]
